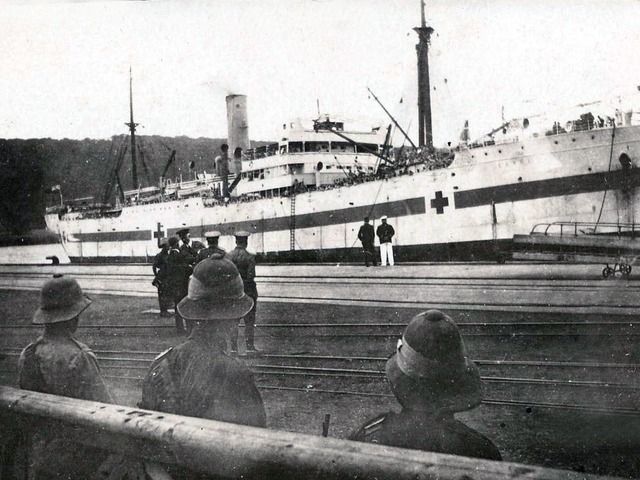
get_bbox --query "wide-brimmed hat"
[385,310,481,413]
[33,274,92,324]
[177,254,254,321]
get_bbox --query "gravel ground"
[2,289,639,477]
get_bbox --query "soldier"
[18,274,113,479]
[165,235,191,334]
[140,254,266,478]
[357,216,377,267]
[194,230,226,264]
[350,309,501,461]
[376,215,395,266]
[228,231,259,354]
[177,227,198,265]
[152,238,172,317]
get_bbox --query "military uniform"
[141,256,264,480]
[166,243,192,334]
[140,338,266,426]
[228,240,258,352]
[16,275,113,480]
[357,220,377,267]
[350,410,502,460]
[152,245,172,314]
[195,245,226,264]
[350,310,501,460]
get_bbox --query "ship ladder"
[290,195,296,251]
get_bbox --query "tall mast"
[125,67,139,189]
[414,0,434,149]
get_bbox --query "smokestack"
[226,94,250,157]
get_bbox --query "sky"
[1,0,639,147]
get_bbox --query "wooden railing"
[0,386,621,480]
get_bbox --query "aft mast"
[414,0,434,149]
[125,67,139,190]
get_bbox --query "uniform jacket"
[194,246,226,265]
[358,223,375,245]
[166,247,192,297]
[18,332,113,479]
[180,242,198,265]
[140,337,266,427]
[376,223,395,244]
[229,246,257,297]
[350,409,501,461]
[153,249,169,281]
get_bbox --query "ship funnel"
[226,94,250,160]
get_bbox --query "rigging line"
[594,123,617,232]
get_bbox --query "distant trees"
[0,136,270,234]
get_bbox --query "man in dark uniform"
[165,235,191,334]
[140,254,266,479]
[194,230,226,264]
[177,228,198,265]
[18,274,113,479]
[228,231,258,354]
[350,309,501,461]
[357,216,377,267]
[376,215,395,266]
[152,238,172,317]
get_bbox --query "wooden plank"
[0,386,622,480]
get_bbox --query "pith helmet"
[385,310,481,413]
[177,254,254,321]
[33,274,92,324]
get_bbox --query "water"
[0,244,70,264]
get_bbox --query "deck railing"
[0,386,620,480]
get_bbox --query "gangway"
[512,222,640,278]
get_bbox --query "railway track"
[2,347,639,416]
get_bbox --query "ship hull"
[45,125,640,263]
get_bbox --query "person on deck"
[350,309,501,461]
[376,215,395,266]
[17,274,113,479]
[357,216,377,267]
[228,231,259,354]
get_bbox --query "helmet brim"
[385,353,481,413]
[177,293,254,321]
[32,296,92,324]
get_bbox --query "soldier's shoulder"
[350,412,393,442]
[153,347,174,363]
[20,338,43,358]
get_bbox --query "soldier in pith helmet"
[228,230,259,354]
[350,310,501,461]
[18,274,112,478]
[140,254,266,480]
[195,230,226,264]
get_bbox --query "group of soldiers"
[14,253,501,479]
[152,228,258,353]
